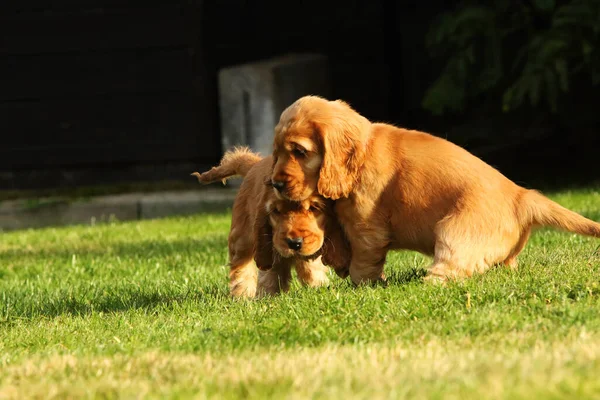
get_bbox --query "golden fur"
[192,147,350,298]
[270,95,600,284]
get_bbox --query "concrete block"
[218,53,332,166]
[139,189,236,219]
[0,197,138,231]
[0,189,238,232]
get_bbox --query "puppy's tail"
[191,146,263,185]
[523,189,600,238]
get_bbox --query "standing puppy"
[269,95,600,284]
[193,147,350,297]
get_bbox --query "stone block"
[139,189,236,219]
[0,197,138,231]
[217,53,331,186]
[0,189,238,231]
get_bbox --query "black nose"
[272,180,285,192]
[286,237,303,251]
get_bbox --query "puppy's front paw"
[423,273,448,286]
[333,266,350,279]
[230,282,257,299]
[377,274,388,287]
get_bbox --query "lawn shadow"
[1,235,231,321]
[385,267,428,286]
[2,283,228,322]
[0,236,228,264]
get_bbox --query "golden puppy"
[270,95,600,284]
[192,147,350,298]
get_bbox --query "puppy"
[192,147,350,298]
[269,95,600,284]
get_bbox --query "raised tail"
[191,146,263,185]
[523,189,600,238]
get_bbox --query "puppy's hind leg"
[425,205,523,282]
[424,241,490,284]
[502,228,531,270]
[228,222,258,298]
[424,260,460,284]
[229,254,258,298]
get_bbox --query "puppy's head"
[271,95,371,201]
[254,192,351,276]
[266,195,329,259]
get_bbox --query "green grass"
[1,188,600,399]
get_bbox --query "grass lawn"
[1,187,600,399]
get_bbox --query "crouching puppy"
[270,95,600,285]
[192,147,350,298]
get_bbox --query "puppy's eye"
[292,148,307,158]
[271,208,281,215]
[309,205,322,213]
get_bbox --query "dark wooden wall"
[1,0,219,190]
[201,0,391,122]
[1,0,442,191]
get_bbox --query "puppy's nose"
[286,237,303,251]
[272,180,286,192]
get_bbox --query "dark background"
[1,0,598,194]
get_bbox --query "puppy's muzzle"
[286,237,303,251]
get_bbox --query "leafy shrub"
[423,0,600,115]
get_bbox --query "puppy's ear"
[321,210,351,279]
[315,102,370,200]
[253,201,274,271]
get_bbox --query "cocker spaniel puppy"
[269,95,600,284]
[192,147,350,298]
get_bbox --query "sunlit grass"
[1,188,599,399]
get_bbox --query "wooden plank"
[204,0,386,67]
[0,161,214,191]
[0,0,190,14]
[0,49,194,101]
[1,142,207,169]
[1,6,188,55]
[0,93,219,168]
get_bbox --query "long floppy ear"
[316,100,371,200]
[321,208,351,279]
[253,192,275,271]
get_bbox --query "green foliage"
[423,0,600,115]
